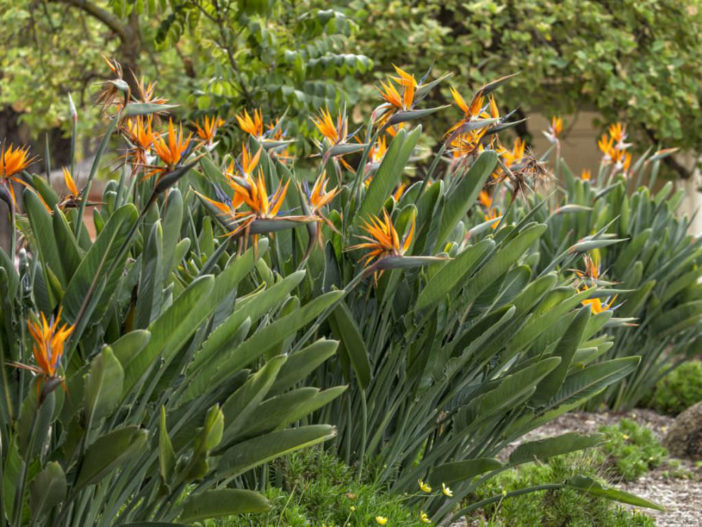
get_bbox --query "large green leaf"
[75,426,148,490]
[355,126,421,223]
[270,339,339,394]
[122,275,214,396]
[508,433,602,465]
[218,356,288,446]
[328,301,371,388]
[84,346,124,424]
[29,461,67,519]
[24,190,66,286]
[546,357,640,409]
[62,204,139,327]
[436,150,498,246]
[416,238,494,310]
[216,425,336,479]
[464,223,547,303]
[532,307,590,405]
[187,291,345,399]
[180,489,269,522]
[190,270,305,373]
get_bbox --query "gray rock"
[663,400,702,460]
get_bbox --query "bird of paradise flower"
[9,309,74,401]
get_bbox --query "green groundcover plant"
[0,61,663,524]
[599,419,668,482]
[644,360,702,416]
[472,452,656,527]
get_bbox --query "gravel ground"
[449,410,701,527]
[501,410,702,527]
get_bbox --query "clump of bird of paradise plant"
[0,59,351,526]
[488,117,702,410]
[2,57,663,526]
[191,67,660,525]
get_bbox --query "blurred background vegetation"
[2,0,702,177]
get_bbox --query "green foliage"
[0,102,345,525]
[1,61,664,525]
[349,0,702,162]
[645,360,702,416]
[471,453,656,527]
[500,139,702,410]
[599,419,668,482]
[189,68,661,523]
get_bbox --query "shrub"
[646,360,702,416]
[599,419,668,482]
[0,102,346,524]
[193,68,661,522]
[0,61,661,525]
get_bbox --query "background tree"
[347,0,702,178]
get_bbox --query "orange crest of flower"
[580,169,592,181]
[232,172,290,219]
[446,87,486,136]
[378,66,416,112]
[370,136,389,165]
[313,108,347,144]
[350,209,415,268]
[236,109,264,138]
[501,138,526,167]
[581,290,617,315]
[12,309,74,397]
[62,167,79,197]
[309,172,339,212]
[608,123,626,144]
[152,119,192,169]
[240,144,263,177]
[450,129,487,159]
[125,116,154,150]
[478,190,492,208]
[393,182,407,201]
[598,134,614,158]
[26,309,73,379]
[1,143,33,179]
[195,115,225,143]
[551,116,563,137]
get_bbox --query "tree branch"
[51,0,128,42]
